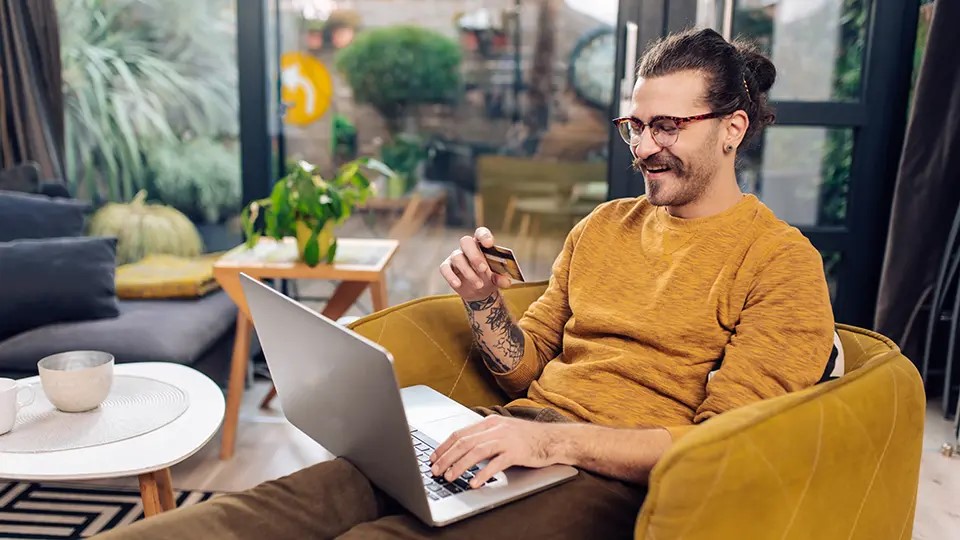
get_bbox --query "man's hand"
[430,416,565,488]
[440,227,512,302]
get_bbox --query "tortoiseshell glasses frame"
[612,112,727,148]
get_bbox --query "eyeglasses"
[612,112,727,148]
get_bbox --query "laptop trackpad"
[401,385,484,443]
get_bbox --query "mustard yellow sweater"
[495,194,835,439]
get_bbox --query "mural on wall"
[280,52,334,126]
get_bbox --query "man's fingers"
[450,252,483,289]
[474,227,495,248]
[431,435,476,477]
[431,420,496,473]
[446,442,500,482]
[459,235,488,274]
[439,262,461,289]
[470,454,511,488]
[494,274,512,289]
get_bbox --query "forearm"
[551,423,672,484]
[465,292,525,373]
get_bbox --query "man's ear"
[725,110,749,150]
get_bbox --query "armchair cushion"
[348,282,549,408]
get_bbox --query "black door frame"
[607,0,920,328]
[237,1,273,206]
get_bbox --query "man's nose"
[631,128,662,161]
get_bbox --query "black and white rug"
[0,481,217,539]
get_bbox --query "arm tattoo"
[466,294,498,311]
[465,293,526,373]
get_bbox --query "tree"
[335,26,462,134]
[524,0,559,136]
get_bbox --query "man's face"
[629,70,724,207]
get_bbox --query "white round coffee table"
[0,362,224,517]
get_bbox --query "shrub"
[335,26,462,131]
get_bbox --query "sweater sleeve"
[492,217,587,396]
[692,236,835,424]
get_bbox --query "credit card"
[479,244,526,282]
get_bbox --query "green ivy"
[817,0,867,226]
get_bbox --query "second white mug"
[0,378,35,435]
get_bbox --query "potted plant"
[379,134,427,197]
[240,157,392,266]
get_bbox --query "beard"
[632,138,719,208]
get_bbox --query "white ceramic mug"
[0,378,35,435]
[38,351,114,413]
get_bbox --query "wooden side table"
[213,237,400,459]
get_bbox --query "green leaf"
[338,162,359,186]
[303,229,320,267]
[326,238,338,264]
[359,157,395,178]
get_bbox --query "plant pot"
[295,219,336,266]
[387,173,408,198]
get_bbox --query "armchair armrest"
[634,332,925,540]
[347,282,549,408]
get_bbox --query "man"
[99,28,834,540]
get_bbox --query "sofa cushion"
[0,237,120,341]
[0,291,237,373]
[0,190,89,241]
[0,163,40,193]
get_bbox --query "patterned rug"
[0,481,217,539]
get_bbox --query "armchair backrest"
[635,326,924,539]
[347,283,549,408]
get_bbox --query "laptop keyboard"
[410,430,497,501]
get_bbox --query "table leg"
[259,386,278,410]
[221,313,252,459]
[517,213,532,256]
[502,196,517,233]
[474,193,485,228]
[323,281,371,320]
[138,472,162,517]
[370,278,389,312]
[154,467,176,512]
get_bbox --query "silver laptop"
[239,273,578,527]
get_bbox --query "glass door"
[714,0,918,328]
[609,0,919,328]
[260,0,628,303]
[58,0,245,252]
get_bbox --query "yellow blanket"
[116,253,222,299]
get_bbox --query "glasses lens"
[651,119,679,147]
[617,120,640,145]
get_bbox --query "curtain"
[0,0,65,182]
[875,0,960,359]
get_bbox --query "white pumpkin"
[88,190,204,264]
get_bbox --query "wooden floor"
[76,217,960,538]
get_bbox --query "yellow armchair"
[348,282,925,539]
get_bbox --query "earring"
[725,144,734,153]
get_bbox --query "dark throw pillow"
[0,162,41,193]
[0,190,89,242]
[0,236,120,341]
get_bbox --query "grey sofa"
[0,169,251,386]
[0,293,243,386]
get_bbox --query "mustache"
[632,153,684,174]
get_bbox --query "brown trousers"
[95,407,646,540]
